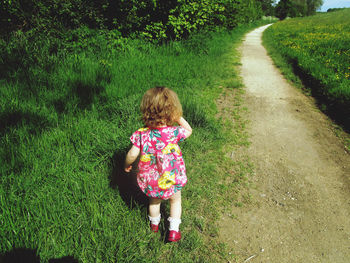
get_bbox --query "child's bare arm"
[124,145,140,172]
[177,117,192,138]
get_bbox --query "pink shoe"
[150,223,159,233]
[168,230,181,242]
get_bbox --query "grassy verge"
[1,21,267,262]
[262,10,350,150]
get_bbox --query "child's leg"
[168,191,182,232]
[169,191,181,218]
[149,197,162,226]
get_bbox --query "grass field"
[263,9,350,132]
[0,21,268,262]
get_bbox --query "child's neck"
[156,122,167,128]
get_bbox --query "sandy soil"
[218,24,350,263]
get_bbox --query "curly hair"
[141,86,183,128]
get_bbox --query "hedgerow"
[1,0,263,40]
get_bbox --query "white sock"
[168,217,181,232]
[148,214,161,225]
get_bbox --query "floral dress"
[130,126,187,200]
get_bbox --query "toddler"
[124,86,192,242]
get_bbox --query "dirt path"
[218,24,350,263]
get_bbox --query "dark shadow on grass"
[0,248,78,263]
[50,82,106,114]
[0,111,50,175]
[0,248,40,263]
[109,151,148,208]
[109,151,170,242]
[73,81,104,110]
[290,59,350,132]
[0,110,51,135]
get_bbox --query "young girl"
[124,86,192,242]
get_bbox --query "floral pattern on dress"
[130,126,187,200]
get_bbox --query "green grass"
[263,9,350,131]
[1,21,267,262]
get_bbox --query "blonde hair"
[141,86,183,128]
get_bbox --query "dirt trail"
[218,24,350,262]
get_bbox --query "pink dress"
[130,126,187,200]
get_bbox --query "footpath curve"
[219,24,350,263]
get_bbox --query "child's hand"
[125,165,132,173]
[124,145,140,173]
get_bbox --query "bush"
[1,0,263,40]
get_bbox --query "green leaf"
[150,156,156,165]
[153,130,162,138]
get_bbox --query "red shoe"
[150,223,159,233]
[168,230,181,242]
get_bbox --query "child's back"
[124,87,192,242]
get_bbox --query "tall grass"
[1,21,267,262]
[263,9,350,130]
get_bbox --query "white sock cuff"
[168,217,181,224]
[148,214,161,225]
[168,217,181,231]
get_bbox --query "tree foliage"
[327,7,349,12]
[0,0,264,83]
[257,0,276,16]
[0,0,263,40]
[275,0,297,19]
[275,0,323,20]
